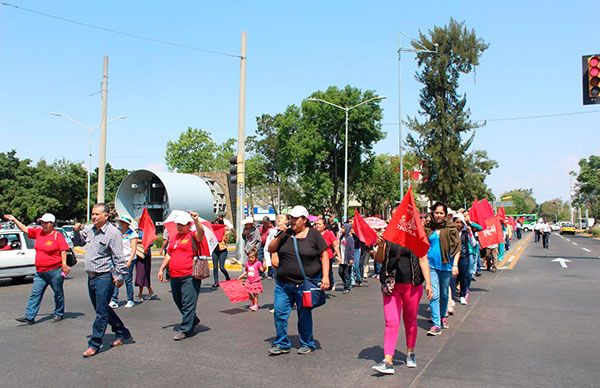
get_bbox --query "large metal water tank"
[115,169,221,223]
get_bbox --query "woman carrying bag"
[267,205,329,356]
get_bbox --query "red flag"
[353,210,378,246]
[496,206,506,221]
[218,280,249,303]
[138,208,156,251]
[479,216,503,248]
[469,199,480,225]
[477,199,495,223]
[211,224,227,242]
[383,186,430,257]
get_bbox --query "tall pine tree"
[407,19,496,207]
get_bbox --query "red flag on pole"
[138,208,156,251]
[211,224,227,242]
[479,216,503,248]
[469,199,480,225]
[496,206,506,221]
[477,199,495,223]
[353,210,378,246]
[218,280,249,303]
[383,187,430,257]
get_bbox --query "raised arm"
[3,214,28,234]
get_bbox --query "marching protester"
[338,223,355,294]
[242,217,262,267]
[238,247,265,311]
[157,211,205,341]
[211,217,231,289]
[540,218,552,249]
[371,234,433,374]
[454,213,476,305]
[5,213,70,324]
[267,205,329,355]
[72,203,132,357]
[314,217,341,291]
[110,215,139,308]
[135,227,157,302]
[264,214,288,280]
[425,202,460,336]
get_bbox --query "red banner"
[218,280,249,303]
[383,187,430,257]
[496,206,506,221]
[353,210,378,246]
[138,208,156,251]
[479,216,504,248]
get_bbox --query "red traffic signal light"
[583,54,600,105]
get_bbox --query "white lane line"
[572,242,578,246]
[566,239,571,241]
[582,248,591,253]
[508,256,514,263]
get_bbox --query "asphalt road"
[0,233,598,387]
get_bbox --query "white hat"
[538,218,544,223]
[173,211,193,225]
[242,216,254,225]
[38,213,56,223]
[453,212,466,224]
[289,205,309,218]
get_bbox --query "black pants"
[328,258,335,287]
[535,230,541,242]
[542,232,550,249]
[170,276,201,334]
[516,229,522,239]
[338,264,352,291]
[212,248,230,284]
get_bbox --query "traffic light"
[229,155,238,184]
[583,54,600,105]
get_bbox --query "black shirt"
[381,242,414,284]
[276,228,328,284]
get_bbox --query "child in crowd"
[238,248,265,311]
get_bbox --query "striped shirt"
[73,222,127,279]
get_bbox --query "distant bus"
[507,213,538,231]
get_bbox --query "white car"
[0,229,36,282]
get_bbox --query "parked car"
[60,225,76,240]
[551,222,562,231]
[522,223,535,232]
[0,229,36,282]
[55,227,75,250]
[560,222,576,235]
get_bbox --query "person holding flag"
[371,188,432,375]
[135,209,157,301]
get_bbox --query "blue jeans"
[24,267,64,320]
[273,280,316,349]
[212,248,230,284]
[458,257,471,298]
[112,261,134,303]
[88,272,131,350]
[352,248,362,284]
[468,251,477,277]
[429,268,452,327]
[170,276,201,334]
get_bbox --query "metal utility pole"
[397,32,438,200]
[235,32,247,262]
[97,56,109,203]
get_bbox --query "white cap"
[38,213,56,223]
[453,212,466,224]
[242,216,254,225]
[289,205,309,218]
[538,218,544,223]
[173,212,193,225]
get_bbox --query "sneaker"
[372,360,394,375]
[125,300,135,308]
[427,326,442,336]
[268,345,290,355]
[146,292,157,300]
[406,352,417,368]
[269,308,275,314]
[475,272,482,277]
[51,316,63,322]
[250,304,258,311]
[15,317,34,324]
[134,297,144,303]
[460,296,467,305]
[211,284,219,289]
[173,332,187,341]
[441,317,450,329]
[109,301,119,309]
[342,289,350,294]
[297,346,312,355]
[447,307,455,315]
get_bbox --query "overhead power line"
[1,2,240,59]
[0,91,101,128]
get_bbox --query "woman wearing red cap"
[4,213,70,324]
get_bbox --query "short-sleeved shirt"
[245,260,262,283]
[28,228,69,273]
[321,229,337,260]
[167,231,199,278]
[276,228,328,284]
[122,228,139,258]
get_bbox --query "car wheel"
[11,276,26,283]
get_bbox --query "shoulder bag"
[292,236,326,309]
[191,233,210,280]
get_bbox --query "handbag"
[66,248,77,267]
[191,233,210,280]
[292,236,326,309]
[136,243,147,259]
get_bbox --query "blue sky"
[1,1,598,203]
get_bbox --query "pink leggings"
[383,283,423,356]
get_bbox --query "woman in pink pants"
[371,237,432,375]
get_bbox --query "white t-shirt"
[122,228,139,257]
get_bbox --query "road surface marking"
[572,242,578,246]
[507,236,531,269]
[566,239,571,241]
[582,248,591,252]
[552,258,571,268]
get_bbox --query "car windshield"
[0,233,23,250]
[562,223,573,227]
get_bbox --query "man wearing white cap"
[4,213,70,325]
[242,216,262,266]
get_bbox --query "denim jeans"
[374,260,382,275]
[338,264,352,291]
[212,248,230,284]
[88,272,131,350]
[468,251,477,277]
[458,257,471,298]
[359,249,367,278]
[24,267,64,320]
[352,248,362,284]
[112,261,134,303]
[429,268,452,327]
[273,280,316,349]
[170,276,201,334]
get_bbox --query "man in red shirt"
[4,213,70,324]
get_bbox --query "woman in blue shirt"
[424,202,460,336]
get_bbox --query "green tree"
[406,19,495,208]
[574,155,600,217]
[91,164,130,207]
[165,127,235,173]
[539,198,570,222]
[501,189,537,214]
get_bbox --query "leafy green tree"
[574,155,600,217]
[244,154,269,212]
[406,19,495,208]
[501,189,537,215]
[90,163,130,207]
[539,198,570,222]
[165,127,235,173]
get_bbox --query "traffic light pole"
[235,32,247,263]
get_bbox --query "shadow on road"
[262,335,322,350]
[358,345,406,365]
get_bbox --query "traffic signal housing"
[229,155,238,184]
[583,54,600,105]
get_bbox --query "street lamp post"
[307,95,386,221]
[397,31,438,200]
[50,113,127,223]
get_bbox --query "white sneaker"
[460,297,467,305]
[109,301,119,309]
[125,300,135,308]
[145,292,157,300]
[134,297,143,303]
[406,352,417,368]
